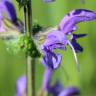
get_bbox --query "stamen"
[67,40,80,71]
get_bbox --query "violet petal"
[58,87,80,96]
[71,39,83,53]
[42,30,68,50]
[43,0,55,3]
[73,34,87,39]
[16,75,26,96]
[59,9,96,34]
[48,81,64,96]
[4,0,17,22]
[41,68,53,91]
[41,52,62,69]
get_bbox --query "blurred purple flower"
[16,75,26,96]
[0,12,5,32]
[0,0,17,23]
[41,67,63,95]
[48,83,80,96]
[43,0,55,3]
[58,86,80,96]
[48,81,64,96]
[0,0,19,32]
[41,68,53,91]
[41,68,80,96]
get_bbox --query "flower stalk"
[25,0,36,96]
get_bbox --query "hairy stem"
[27,0,36,96]
[27,56,32,96]
[31,58,36,96]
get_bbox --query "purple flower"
[41,30,67,69]
[48,83,80,96]
[41,30,80,70]
[47,81,64,96]
[59,9,95,52]
[41,67,80,96]
[16,75,26,96]
[59,9,95,53]
[43,0,55,3]
[0,0,19,32]
[58,86,80,96]
[0,0,17,23]
[41,48,62,69]
[41,9,96,70]
[41,68,63,96]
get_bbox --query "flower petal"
[59,9,96,34]
[58,87,80,96]
[41,51,62,69]
[72,34,87,39]
[71,39,83,52]
[41,68,53,91]
[48,81,64,96]
[0,0,17,22]
[43,0,55,3]
[4,0,17,22]
[52,54,62,69]
[42,30,67,50]
[16,75,26,96]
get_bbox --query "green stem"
[27,56,32,96]
[27,0,36,96]
[27,56,36,96]
[31,58,36,96]
[23,6,27,33]
[27,0,32,36]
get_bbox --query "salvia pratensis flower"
[47,81,64,96]
[15,72,80,96]
[40,67,63,96]
[48,82,80,96]
[41,30,67,69]
[0,0,23,33]
[41,9,96,70]
[41,68,80,96]
[59,9,96,68]
[58,86,80,96]
[41,29,80,70]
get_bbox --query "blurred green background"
[0,0,96,96]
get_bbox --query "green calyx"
[19,35,41,58]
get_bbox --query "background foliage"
[0,0,96,96]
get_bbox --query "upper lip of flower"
[59,9,96,34]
